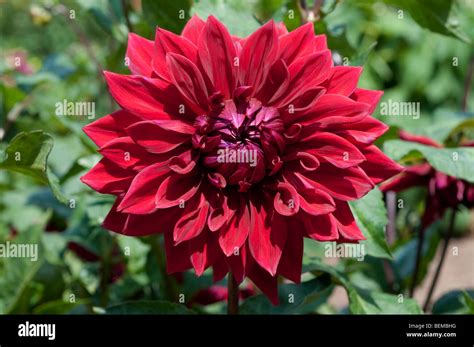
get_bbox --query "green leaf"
[254,0,286,22]
[33,299,90,314]
[350,290,423,314]
[350,188,392,259]
[240,274,334,314]
[191,0,261,37]
[384,140,474,183]
[105,300,196,314]
[143,0,192,33]
[392,222,441,288]
[350,41,377,66]
[0,131,68,203]
[0,226,45,314]
[0,83,26,128]
[303,256,422,314]
[445,117,474,142]
[383,0,471,43]
[431,289,474,314]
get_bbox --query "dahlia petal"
[131,210,178,236]
[399,130,443,148]
[165,230,192,273]
[248,263,279,305]
[152,27,198,80]
[239,20,279,92]
[256,59,289,105]
[271,182,300,216]
[226,244,248,284]
[218,202,250,256]
[325,66,362,96]
[98,136,158,169]
[174,194,209,244]
[157,119,196,134]
[334,116,388,145]
[333,201,365,241]
[155,174,201,209]
[126,120,191,154]
[279,86,325,114]
[297,94,370,127]
[198,16,237,98]
[212,255,229,282]
[208,206,228,231]
[117,163,170,214]
[298,132,366,169]
[275,22,288,36]
[167,53,209,114]
[283,151,320,172]
[126,33,154,76]
[297,164,374,201]
[168,149,197,174]
[181,15,206,44]
[350,88,383,114]
[314,34,327,51]
[83,110,139,147]
[279,50,332,104]
[104,199,179,236]
[189,230,218,276]
[102,199,128,234]
[80,158,133,195]
[277,221,303,283]
[104,72,184,120]
[207,192,233,231]
[278,22,315,65]
[380,163,432,192]
[298,188,336,216]
[303,212,338,241]
[249,202,287,276]
[359,145,404,184]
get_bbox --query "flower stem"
[383,192,396,292]
[227,273,239,315]
[423,209,457,312]
[461,55,474,112]
[151,235,178,301]
[121,0,133,33]
[410,226,425,297]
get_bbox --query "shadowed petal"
[126,33,154,76]
[181,15,206,44]
[198,16,237,98]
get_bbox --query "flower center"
[193,97,285,191]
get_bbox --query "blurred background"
[0,0,473,314]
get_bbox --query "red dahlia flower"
[380,131,474,227]
[81,16,402,304]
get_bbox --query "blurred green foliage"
[0,0,473,314]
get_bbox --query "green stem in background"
[58,5,115,109]
[297,0,324,24]
[121,0,134,33]
[461,55,474,112]
[423,209,457,312]
[409,225,425,298]
[383,192,396,293]
[150,235,178,302]
[99,237,113,307]
[227,273,239,315]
